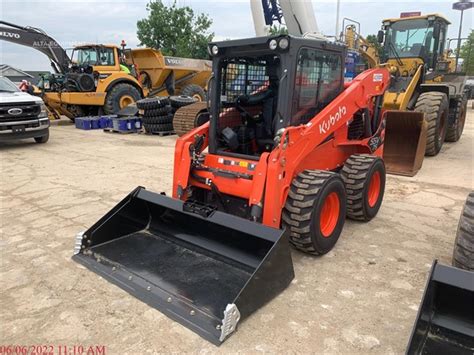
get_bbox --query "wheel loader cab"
[381,14,450,75]
[208,36,345,159]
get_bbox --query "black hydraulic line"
[363,108,372,138]
[372,95,383,133]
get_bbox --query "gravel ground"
[1,106,473,354]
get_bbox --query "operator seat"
[410,43,423,56]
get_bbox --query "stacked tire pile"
[136,95,198,134]
[136,97,173,134]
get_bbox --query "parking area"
[1,107,473,354]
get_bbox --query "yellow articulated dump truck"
[44,44,211,120]
[0,21,211,120]
[128,48,211,100]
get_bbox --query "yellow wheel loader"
[342,14,468,176]
[377,13,468,175]
[0,21,211,120]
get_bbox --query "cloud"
[1,0,472,70]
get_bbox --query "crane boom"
[251,0,321,37]
[278,0,319,36]
[250,0,270,36]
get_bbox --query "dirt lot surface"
[1,107,473,354]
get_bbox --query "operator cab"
[208,35,345,159]
[379,14,450,72]
[70,45,116,68]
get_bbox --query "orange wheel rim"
[320,192,340,237]
[368,171,381,207]
[119,95,134,109]
[192,94,202,101]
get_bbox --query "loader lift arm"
[0,20,70,73]
[175,67,389,227]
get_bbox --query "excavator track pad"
[173,102,209,136]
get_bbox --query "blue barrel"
[344,50,361,83]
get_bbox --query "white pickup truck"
[0,76,49,143]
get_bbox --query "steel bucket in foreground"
[72,187,294,345]
[383,111,427,177]
[406,261,474,354]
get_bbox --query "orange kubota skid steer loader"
[73,35,393,344]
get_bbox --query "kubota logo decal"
[319,106,347,134]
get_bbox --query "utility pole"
[452,0,473,71]
[335,0,341,38]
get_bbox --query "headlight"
[211,45,219,55]
[278,37,289,50]
[269,39,278,50]
[39,103,48,118]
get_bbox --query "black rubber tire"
[180,84,206,102]
[341,154,386,221]
[143,105,172,117]
[452,192,474,271]
[136,97,170,110]
[170,95,197,108]
[140,71,152,89]
[142,114,173,125]
[414,91,449,156]
[143,123,174,133]
[282,170,347,255]
[104,83,141,115]
[446,96,467,142]
[34,130,49,143]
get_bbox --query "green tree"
[269,25,288,35]
[460,29,474,75]
[137,1,214,59]
[366,34,383,59]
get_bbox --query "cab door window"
[98,47,115,66]
[291,48,342,126]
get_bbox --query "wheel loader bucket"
[406,261,474,354]
[72,187,294,345]
[383,111,427,177]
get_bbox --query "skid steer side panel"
[383,111,427,177]
[73,187,294,345]
[406,261,474,355]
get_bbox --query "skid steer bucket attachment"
[406,261,474,354]
[383,111,427,177]
[72,187,294,345]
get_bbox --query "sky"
[1,0,472,71]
